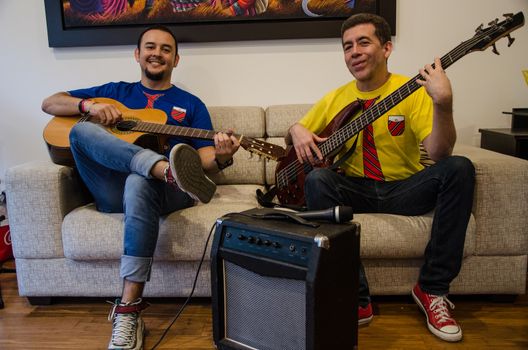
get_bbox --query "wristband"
[77,99,85,114]
[78,99,91,116]
[215,157,233,170]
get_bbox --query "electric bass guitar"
[43,98,286,166]
[275,12,525,206]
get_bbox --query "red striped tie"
[361,99,384,181]
[143,92,164,109]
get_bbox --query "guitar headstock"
[240,136,286,161]
[467,12,524,55]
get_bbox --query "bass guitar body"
[275,101,362,206]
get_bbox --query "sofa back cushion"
[208,106,266,185]
[264,104,313,185]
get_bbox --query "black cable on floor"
[149,221,217,350]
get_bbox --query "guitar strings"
[276,21,508,188]
[131,121,281,159]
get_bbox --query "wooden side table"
[479,128,528,160]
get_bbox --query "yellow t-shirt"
[299,74,433,181]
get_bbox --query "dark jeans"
[304,156,475,307]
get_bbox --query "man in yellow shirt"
[285,13,475,342]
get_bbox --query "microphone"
[295,206,353,223]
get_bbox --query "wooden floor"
[1,259,527,350]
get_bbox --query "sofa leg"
[27,297,52,305]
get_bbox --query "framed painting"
[44,0,396,47]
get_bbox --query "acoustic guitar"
[275,12,525,206]
[43,98,286,166]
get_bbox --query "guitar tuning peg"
[488,18,499,26]
[475,23,484,33]
[503,13,513,19]
[507,34,515,47]
[248,153,253,159]
[492,43,500,55]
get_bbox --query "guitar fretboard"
[131,121,218,140]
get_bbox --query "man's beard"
[144,67,164,81]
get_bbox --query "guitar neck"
[131,121,223,141]
[318,37,476,158]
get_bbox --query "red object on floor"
[0,224,12,263]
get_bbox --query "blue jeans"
[304,156,475,306]
[69,122,195,283]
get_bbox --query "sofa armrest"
[454,144,528,255]
[5,161,91,258]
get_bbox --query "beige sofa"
[6,104,528,304]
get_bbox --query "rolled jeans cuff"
[130,148,166,179]
[120,255,153,283]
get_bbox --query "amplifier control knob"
[272,242,281,249]
[263,240,271,246]
[289,244,296,252]
[248,236,255,244]
[237,234,246,241]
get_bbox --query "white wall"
[1,0,527,190]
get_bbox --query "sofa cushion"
[209,106,265,138]
[62,184,263,261]
[209,150,266,186]
[265,104,312,137]
[208,106,267,185]
[453,144,528,256]
[62,189,476,262]
[357,212,476,258]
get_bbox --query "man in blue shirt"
[42,25,239,350]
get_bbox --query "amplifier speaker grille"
[224,261,306,350]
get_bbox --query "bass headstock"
[468,12,524,55]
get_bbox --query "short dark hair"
[341,13,392,45]
[137,25,178,55]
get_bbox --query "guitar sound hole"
[116,120,137,132]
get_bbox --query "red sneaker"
[358,303,373,325]
[412,284,462,342]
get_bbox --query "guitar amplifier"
[211,209,360,350]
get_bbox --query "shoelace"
[107,300,140,347]
[109,311,138,346]
[429,295,456,324]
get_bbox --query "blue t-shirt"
[68,81,214,152]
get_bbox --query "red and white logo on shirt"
[171,106,187,122]
[388,115,405,136]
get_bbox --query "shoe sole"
[358,315,373,326]
[411,289,462,342]
[169,144,216,203]
[136,317,145,350]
